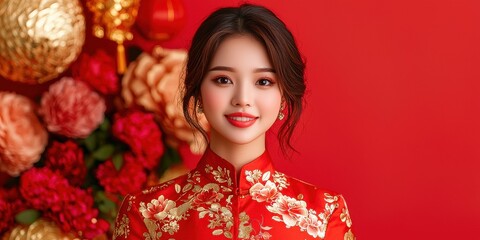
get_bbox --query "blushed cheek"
[200,84,226,116]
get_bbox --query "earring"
[197,102,203,113]
[278,102,285,120]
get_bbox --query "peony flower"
[298,214,326,238]
[267,195,308,227]
[72,50,119,95]
[45,140,87,186]
[95,153,147,195]
[121,47,208,152]
[249,180,279,203]
[39,77,106,138]
[112,110,164,169]
[139,195,176,220]
[19,168,70,211]
[0,92,48,176]
[193,188,224,206]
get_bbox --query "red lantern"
[135,0,186,41]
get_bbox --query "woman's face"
[200,34,282,147]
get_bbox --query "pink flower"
[39,77,106,138]
[298,214,326,238]
[0,92,48,176]
[19,168,70,211]
[95,153,147,195]
[249,180,278,203]
[267,195,308,227]
[72,50,119,95]
[112,110,164,169]
[45,141,87,186]
[140,195,176,220]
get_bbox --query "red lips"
[225,112,258,128]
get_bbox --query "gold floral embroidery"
[344,229,355,240]
[134,163,345,239]
[272,172,289,190]
[113,214,130,239]
[340,207,352,228]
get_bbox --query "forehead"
[209,34,273,69]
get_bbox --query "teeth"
[230,116,254,122]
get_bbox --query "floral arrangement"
[0,48,206,239]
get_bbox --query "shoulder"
[122,171,192,207]
[275,171,350,212]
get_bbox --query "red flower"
[39,77,106,138]
[45,141,87,186]
[0,188,23,234]
[112,110,164,169]
[49,187,109,239]
[72,50,119,95]
[19,168,70,211]
[95,153,147,195]
[193,188,224,206]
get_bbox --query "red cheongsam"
[113,148,355,239]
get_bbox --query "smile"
[225,112,258,128]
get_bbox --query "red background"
[1,0,479,239]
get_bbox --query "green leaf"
[84,133,97,152]
[95,191,117,215]
[85,155,96,169]
[157,146,181,177]
[112,153,124,170]
[92,144,115,161]
[100,118,111,132]
[15,209,41,225]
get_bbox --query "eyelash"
[213,76,275,86]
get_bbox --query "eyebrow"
[208,66,276,73]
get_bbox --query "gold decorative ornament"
[0,0,85,84]
[2,218,108,240]
[2,219,78,240]
[87,0,141,74]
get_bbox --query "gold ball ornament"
[0,0,85,84]
[2,219,77,240]
[2,218,108,240]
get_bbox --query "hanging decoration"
[86,0,141,74]
[0,0,85,84]
[135,0,186,41]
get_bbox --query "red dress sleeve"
[324,195,355,240]
[113,194,148,240]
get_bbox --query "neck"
[209,134,266,174]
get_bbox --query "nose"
[231,81,252,107]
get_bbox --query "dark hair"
[182,4,306,153]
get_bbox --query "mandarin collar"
[195,147,276,194]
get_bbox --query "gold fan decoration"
[0,0,85,84]
[86,0,141,74]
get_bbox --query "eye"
[214,76,233,85]
[256,78,274,86]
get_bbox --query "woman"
[114,4,354,239]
